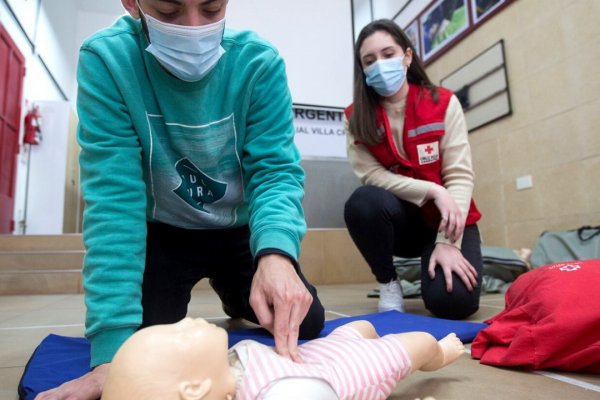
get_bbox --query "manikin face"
[103,318,237,400]
[160,318,236,400]
[122,0,229,26]
[359,30,412,71]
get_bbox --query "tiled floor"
[1,284,599,399]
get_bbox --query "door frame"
[0,22,26,234]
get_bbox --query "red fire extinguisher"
[23,104,42,145]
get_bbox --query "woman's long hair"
[349,19,437,145]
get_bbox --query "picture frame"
[471,0,507,24]
[356,0,515,67]
[420,0,470,62]
[439,40,512,132]
[403,19,421,59]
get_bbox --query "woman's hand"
[426,184,465,243]
[428,243,478,292]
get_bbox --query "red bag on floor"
[471,259,600,373]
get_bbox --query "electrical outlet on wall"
[516,175,533,190]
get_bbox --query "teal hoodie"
[77,16,305,366]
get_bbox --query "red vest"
[345,84,481,228]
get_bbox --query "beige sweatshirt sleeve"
[435,95,476,248]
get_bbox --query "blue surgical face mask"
[364,57,407,97]
[138,3,226,82]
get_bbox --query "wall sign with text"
[292,104,347,159]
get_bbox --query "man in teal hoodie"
[35,1,324,399]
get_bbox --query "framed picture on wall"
[404,19,421,59]
[440,40,511,132]
[471,0,506,23]
[420,0,470,62]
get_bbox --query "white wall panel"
[5,0,38,41]
[226,0,353,107]
[35,0,77,98]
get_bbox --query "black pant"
[140,222,325,339]
[344,185,483,320]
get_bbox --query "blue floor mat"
[18,311,486,400]
[228,310,486,346]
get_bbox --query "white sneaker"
[378,279,405,312]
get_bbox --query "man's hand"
[34,363,109,400]
[249,254,313,362]
[428,243,478,293]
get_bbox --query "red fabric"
[344,84,481,228]
[471,260,600,373]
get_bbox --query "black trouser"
[344,185,483,320]
[140,222,325,339]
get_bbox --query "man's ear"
[179,379,212,400]
[121,0,141,19]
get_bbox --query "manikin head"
[102,318,237,400]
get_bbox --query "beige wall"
[426,0,600,249]
[62,110,83,234]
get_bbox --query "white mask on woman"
[364,57,407,97]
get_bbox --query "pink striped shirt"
[231,325,412,400]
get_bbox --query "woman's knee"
[346,185,378,210]
[423,289,480,320]
[344,186,394,222]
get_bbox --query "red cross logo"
[559,264,581,272]
[425,145,434,154]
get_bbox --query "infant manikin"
[102,318,464,400]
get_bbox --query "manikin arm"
[341,320,464,375]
